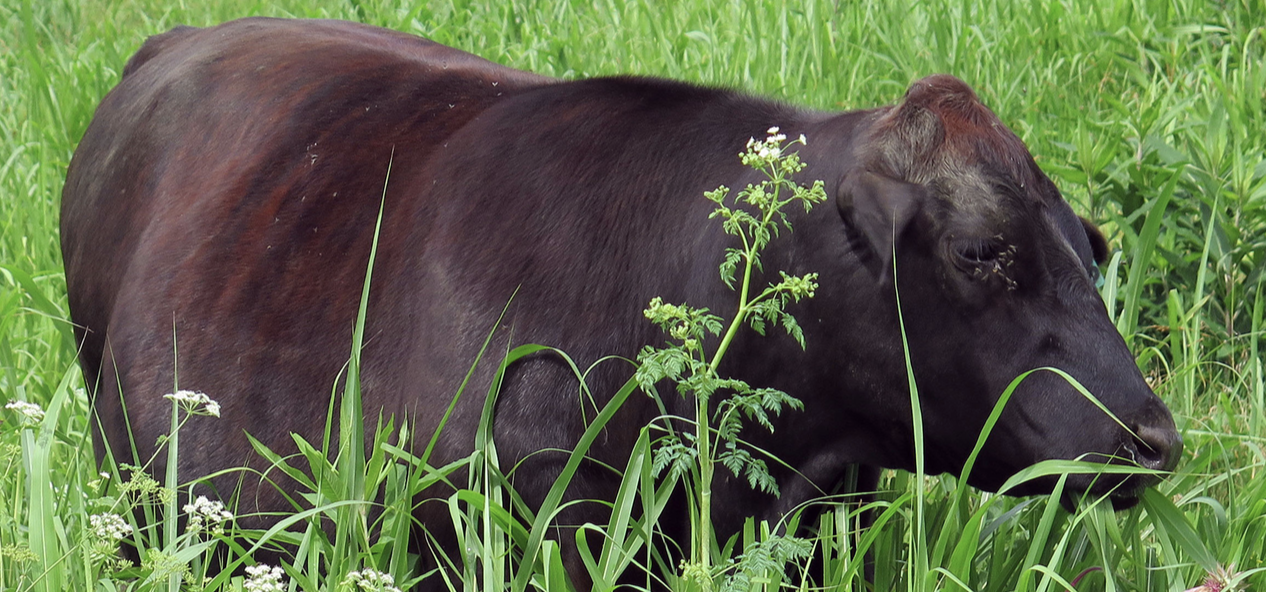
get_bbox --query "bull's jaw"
[1059,485,1145,512]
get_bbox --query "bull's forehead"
[929,163,1008,225]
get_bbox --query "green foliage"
[719,529,812,592]
[2,0,1265,591]
[635,129,824,589]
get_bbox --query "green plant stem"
[164,402,180,592]
[694,393,714,587]
[166,331,181,592]
[707,167,782,375]
[691,169,785,586]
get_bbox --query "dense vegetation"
[1,0,1263,590]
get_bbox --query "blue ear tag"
[1093,267,1105,289]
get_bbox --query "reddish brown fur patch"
[873,75,1038,191]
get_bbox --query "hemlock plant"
[635,128,826,589]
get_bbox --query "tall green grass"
[2,0,1264,590]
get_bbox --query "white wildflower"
[86,513,135,572]
[6,400,45,426]
[245,564,288,592]
[344,568,402,592]
[163,390,221,417]
[88,471,111,489]
[89,513,133,541]
[164,390,201,405]
[183,495,233,534]
[741,127,792,167]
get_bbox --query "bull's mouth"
[1056,467,1163,513]
[1039,426,1183,512]
[1058,486,1147,513]
[986,450,1170,512]
[965,421,1182,511]
[1109,493,1143,511]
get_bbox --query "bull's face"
[836,75,1181,505]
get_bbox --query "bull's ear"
[837,170,926,276]
[1079,216,1109,264]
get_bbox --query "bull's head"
[835,75,1181,505]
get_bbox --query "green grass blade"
[21,366,75,592]
[1117,170,1181,343]
[1140,488,1218,573]
[511,374,640,592]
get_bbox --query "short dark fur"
[62,18,1180,588]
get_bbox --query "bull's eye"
[950,237,1018,290]
[952,238,1004,265]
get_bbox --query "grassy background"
[1,0,1264,590]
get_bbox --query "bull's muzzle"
[1130,421,1183,473]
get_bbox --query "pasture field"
[1,0,1264,590]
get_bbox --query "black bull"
[62,16,1180,580]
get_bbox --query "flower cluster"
[1185,564,1247,592]
[344,568,402,592]
[740,127,807,168]
[89,513,133,541]
[183,495,233,534]
[86,512,135,572]
[140,549,190,584]
[163,390,221,417]
[1,543,37,564]
[5,400,45,426]
[118,463,173,506]
[245,564,289,592]
[643,296,722,349]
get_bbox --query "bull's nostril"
[1131,424,1183,471]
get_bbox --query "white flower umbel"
[344,568,403,592]
[89,513,133,541]
[183,495,233,534]
[87,512,135,572]
[5,400,45,426]
[741,126,803,169]
[163,390,221,417]
[245,564,289,592]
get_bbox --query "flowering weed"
[636,127,825,589]
[5,400,45,426]
[163,389,221,417]
[244,564,289,592]
[342,568,403,592]
[183,495,234,535]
